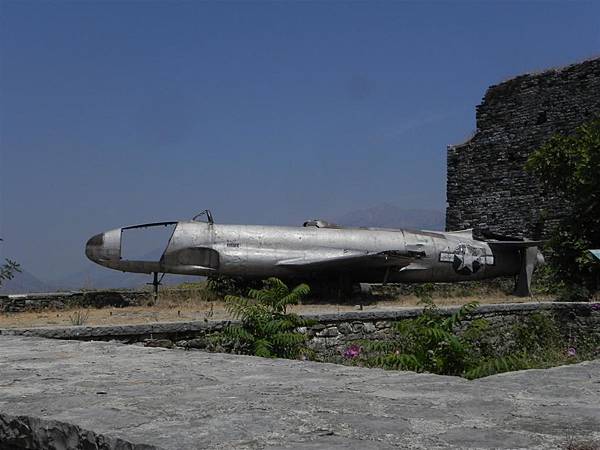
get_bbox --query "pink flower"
[567,347,577,357]
[343,344,361,359]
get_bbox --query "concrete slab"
[0,335,598,449]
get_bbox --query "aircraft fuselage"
[86,220,529,285]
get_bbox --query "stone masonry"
[3,302,598,363]
[446,57,600,238]
[0,290,152,313]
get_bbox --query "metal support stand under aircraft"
[147,272,164,304]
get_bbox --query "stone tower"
[446,57,600,238]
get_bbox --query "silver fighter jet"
[86,210,544,297]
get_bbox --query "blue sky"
[1,1,599,280]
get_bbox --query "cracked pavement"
[0,335,598,449]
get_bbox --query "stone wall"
[3,302,598,362]
[304,302,600,362]
[0,291,151,313]
[446,57,600,237]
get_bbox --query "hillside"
[0,268,56,295]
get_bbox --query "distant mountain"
[53,263,200,291]
[0,268,57,295]
[333,203,445,230]
[55,244,202,291]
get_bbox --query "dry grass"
[0,290,548,329]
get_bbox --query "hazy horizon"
[1,1,599,281]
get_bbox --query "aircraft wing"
[276,250,414,270]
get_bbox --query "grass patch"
[68,309,89,326]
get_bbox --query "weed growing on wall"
[344,303,600,379]
[353,298,487,376]
[221,278,315,358]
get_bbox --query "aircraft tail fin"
[475,230,544,297]
[513,246,543,297]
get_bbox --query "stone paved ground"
[0,335,598,449]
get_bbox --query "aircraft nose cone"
[85,233,105,262]
[85,229,121,264]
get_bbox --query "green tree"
[0,238,21,287]
[526,118,600,298]
[223,278,315,358]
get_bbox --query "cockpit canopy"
[303,219,342,229]
[192,209,214,224]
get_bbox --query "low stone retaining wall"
[0,291,151,313]
[306,302,600,362]
[0,412,151,450]
[2,302,598,361]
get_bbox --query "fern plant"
[361,298,480,376]
[355,298,538,378]
[223,278,315,359]
[464,355,530,380]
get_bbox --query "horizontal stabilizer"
[477,229,544,249]
[487,240,543,249]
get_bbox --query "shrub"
[348,299,594,379]
[206,275,244,296]
[526,117,600,298]
[68,309,89,326]
[359,298,481,376]
[223,278,315,358]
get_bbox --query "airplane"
[85,209,545,298]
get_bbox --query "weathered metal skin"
[85,214,543,293]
